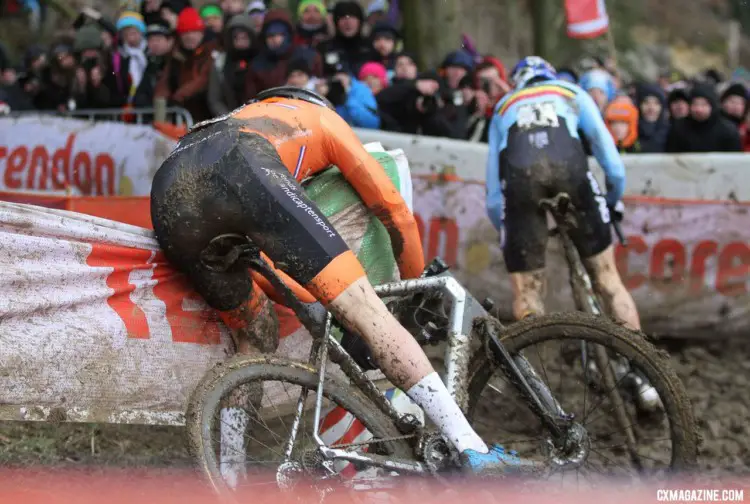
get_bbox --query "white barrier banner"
[0,116,176,197]
[411,177,750,337]
[0,201,316,425]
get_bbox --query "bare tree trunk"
[531,0,555,59]
[403,0,462,70]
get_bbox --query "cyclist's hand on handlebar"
[609,200,625,222]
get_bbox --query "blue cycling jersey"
[485,79,625,232]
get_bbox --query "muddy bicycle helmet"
[253,86,335,110]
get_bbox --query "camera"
[480,77,492,94]
[81,56,99,71]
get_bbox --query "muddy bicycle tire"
[466,311,698,470]
[186,354,414,498]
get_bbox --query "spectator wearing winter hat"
[667,87,690,121]
[720,82,749,150]
[666,84,742,153]
[36,36,77,111]
[114,11,149,104]
[207,14,257,117]
[155,6,213,122]
[635,83,670,153]
[370,21,399,78]
[579,68,614,113]
[358,61,387,94]
[246,1,267,35]
[286,56,317,91]
[317,1,375,77]
[200,3,224,44]
[295,0,329,48]
[246,8,323,96]
[133,21,174,108]
[0,54,34,111]
[605,96,640,153]
[720,83,748,127]
[440,50,474,91]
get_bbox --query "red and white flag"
[564,0,609,39]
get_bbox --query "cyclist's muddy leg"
[510,269,547,320]
[329,276,489,454]
[583,245,641,330]
[218,282,280,355]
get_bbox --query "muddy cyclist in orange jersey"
[150,87,532,473]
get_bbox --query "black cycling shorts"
[499,123,612,273]
[150,119,355,311]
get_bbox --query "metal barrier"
[10,106,194,128]
[60,107,194,128]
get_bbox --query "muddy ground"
[0,338,748,475]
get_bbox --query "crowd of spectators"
[0,0,749,153]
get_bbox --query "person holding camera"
[35,37,77,111]
[375,52,463,138]
[71,24,121,110]
[465,57,510,142]
[314,61,379,129]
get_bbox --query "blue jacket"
[336,77,381,129]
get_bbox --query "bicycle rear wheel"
[467,312,697,483]
[186,355,414,501]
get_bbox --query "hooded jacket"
[207,14,257,116]
[635,83,670,153]
[246,9,322,96]
[666,84,742,153]
[605,97,640,153]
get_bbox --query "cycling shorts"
[150,119,366,311]
[499,123,612,273]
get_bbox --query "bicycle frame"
[245,253,574,475]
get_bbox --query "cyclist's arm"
[576,90,626,206]
[320,110,426,279]
[485,112,505,232]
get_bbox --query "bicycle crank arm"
[318,446,427,474]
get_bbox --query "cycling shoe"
[459,444,536,476]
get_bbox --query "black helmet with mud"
[253,86,335,110]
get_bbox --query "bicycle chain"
[329,433,417,449]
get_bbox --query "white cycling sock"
[406,372,488,454]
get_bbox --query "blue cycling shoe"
[459,444,537,475]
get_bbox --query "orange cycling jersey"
[230,96,425,281]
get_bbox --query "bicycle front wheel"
[467,312,697,481]
[186,355,414,500]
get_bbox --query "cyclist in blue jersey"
[485,56,640,333]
